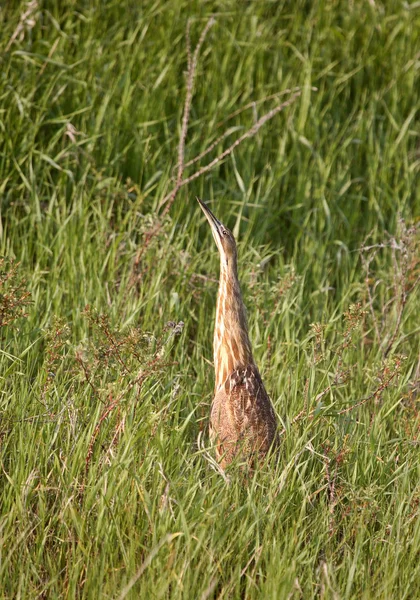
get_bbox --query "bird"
[197,197,278,468]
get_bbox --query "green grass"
[1,1,420,598]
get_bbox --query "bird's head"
[196,197,237,264]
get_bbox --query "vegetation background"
[1,1,419,598]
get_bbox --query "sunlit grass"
[1,1,419,598]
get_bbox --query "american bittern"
[197,197,278,468]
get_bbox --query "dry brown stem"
[131,18,302,282]
[176,17,216,192]
[159,92,301,212]
[5,1,38,52]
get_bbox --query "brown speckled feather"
[210,365,278,467]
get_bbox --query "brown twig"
[183,127,241,169]
[175,17,216,195]
[38,37,60,76]
[131,17,303,283]
[183,89,314,168]
[5,0,38,52]
[185,19,192,75]
[337,364,401,414]
[158,91,302,211]
[215,86,316,129]
[132,18,215,277]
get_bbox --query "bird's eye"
[222,230,228,236]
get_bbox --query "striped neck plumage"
[213,255,255,390]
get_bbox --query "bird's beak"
[196,197,224,239]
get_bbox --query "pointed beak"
[196,197,224,238]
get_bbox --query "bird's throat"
[213,258,254,390]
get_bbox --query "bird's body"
[197,198,278,468]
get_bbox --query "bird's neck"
[213,256,255,390]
